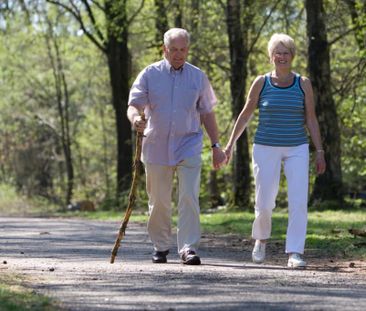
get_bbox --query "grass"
[76,207,366,260]
[208,209,366,259]
[306,210,366,258]
[0,184,60,217]
[0,273,60,311]
[0,181,365,260]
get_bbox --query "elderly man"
[127,28,226,265]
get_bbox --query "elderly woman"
[224,33,326,267]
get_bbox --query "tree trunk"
[209,170,224,208]
[45,18,74,205]
[60,54,74,205]
[305,0,344,204]
[226,0,251,209]
[105,1,132,199]
[99,105,111,198]
[154,0,169,56]
[173,0,183,27]
[45,0,144,203]
[189,0,200,66]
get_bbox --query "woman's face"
[271,43,293,69]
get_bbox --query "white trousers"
[145,155,201,255]
[252,144,309,254]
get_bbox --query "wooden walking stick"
[110,111,145,263]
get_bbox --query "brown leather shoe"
[181,250,201,265]
[152,250,169,263]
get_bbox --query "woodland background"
[0,0,365,211]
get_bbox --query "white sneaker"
[252,240,266,263]
[288,253,306,268]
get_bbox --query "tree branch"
[248,0,282,55]
[34,114,62,139]
[127,0,145,25]
[46,0,106,53]
[80,0,105,44]
[90,0,104,11]
[329,23,366,46]
[217,0,226,11]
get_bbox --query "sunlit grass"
[0,184,60,216]
[0,273,60,311]
[1,184,364,260]
[198,209,366,259]
[79,207,366,259]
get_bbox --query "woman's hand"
[223,144,234,165]
[315,151,326,175]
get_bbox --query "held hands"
[212,147,227,170]
[223,144,234,165]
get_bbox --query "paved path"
[1,217,366,310]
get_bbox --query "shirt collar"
[163,58,185,73]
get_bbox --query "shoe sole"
[152,259,167,263]
[252,255,265,264]
[287,262,306,268]
[182,257,201,265]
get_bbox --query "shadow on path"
[1,217,366,311]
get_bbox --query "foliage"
[0,0,364,210]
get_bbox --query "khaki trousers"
[145,155,201,255]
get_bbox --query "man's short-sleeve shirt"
[128,59,217,166]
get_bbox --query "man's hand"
[133,115,146,133]
[212,148,227,170]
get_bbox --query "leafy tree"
[0,0,365,211]
[305,0,344,204]
[224,0,281,209]
[46,0,145,203]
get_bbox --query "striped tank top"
[254,73,308,146]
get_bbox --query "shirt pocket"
[148,84,169,109]
[181,87,199,112]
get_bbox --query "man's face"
[163,36,189,70]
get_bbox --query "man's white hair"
[163,28,190,47]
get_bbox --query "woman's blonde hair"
[268,33,296,60]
